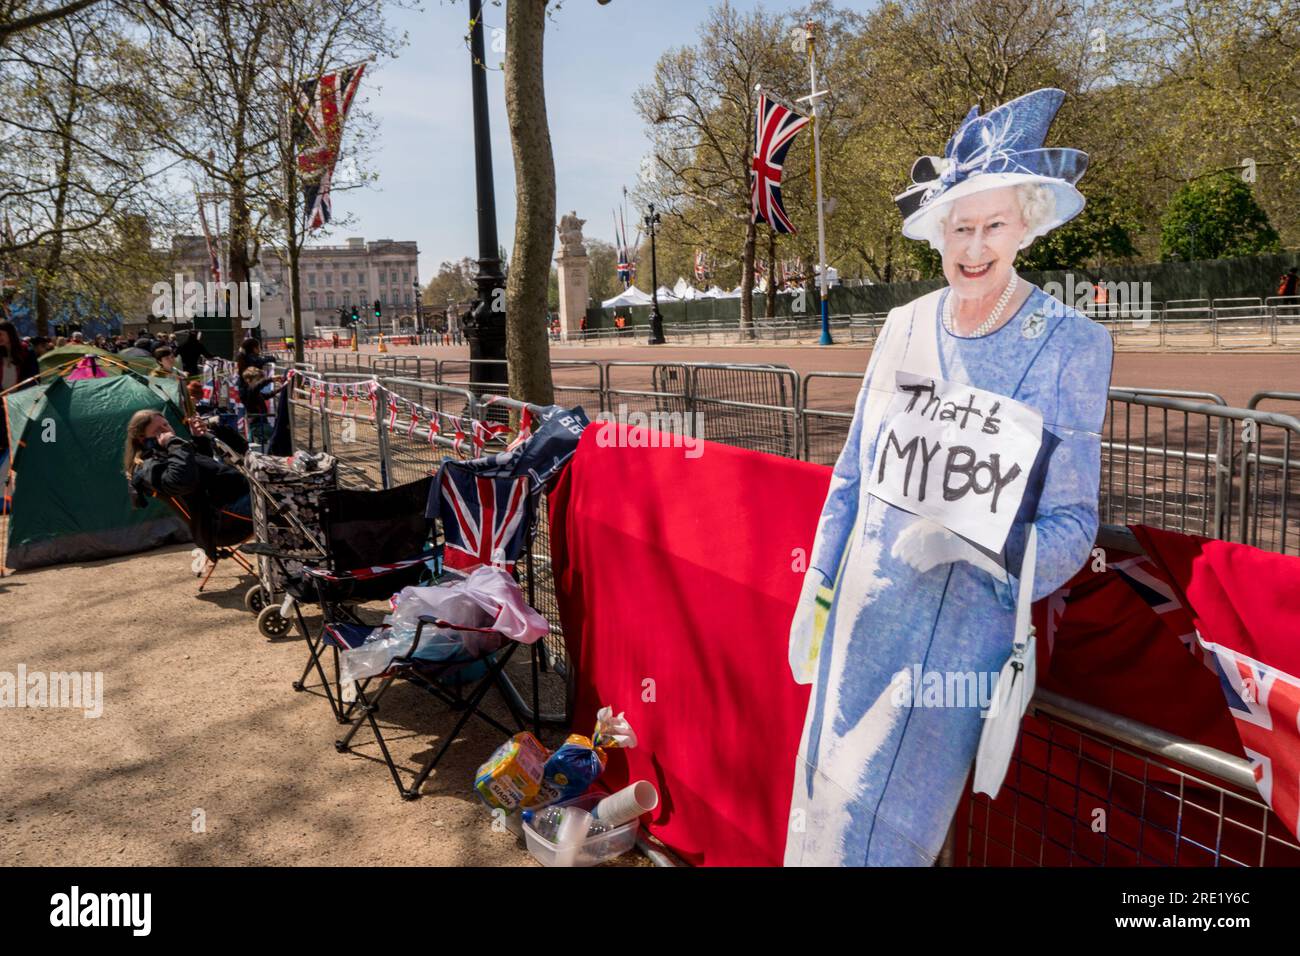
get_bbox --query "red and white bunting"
[508,407,534,451]
[473,419,509,454]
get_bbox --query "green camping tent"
[3,372,190,569]
[38,344,159,378]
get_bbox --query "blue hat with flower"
[894,88,1088,249]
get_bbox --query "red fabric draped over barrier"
[548,427,823,866]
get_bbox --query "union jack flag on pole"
[751,92,810,235]
[694,249,710,284]
[294,63,366,231]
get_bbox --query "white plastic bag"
[339,566,548,688]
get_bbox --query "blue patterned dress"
[785,284,1113,866]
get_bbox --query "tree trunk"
[228,149,253,350]
[503,0,555,406]
[37,61,80,337]
[764,227,777,320]
[282,134,305,365]
[740,217,756,336]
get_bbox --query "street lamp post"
[644,203,665,344]
[412,280,422,338]
[464,0,508,393]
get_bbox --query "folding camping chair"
[329,458,551,800]
[241,475,439,723]
[166,495,257,592]
[331,592,538,800]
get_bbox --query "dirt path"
[0,543,545,866]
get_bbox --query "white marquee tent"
[600,285,655,309]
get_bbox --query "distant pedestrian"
[1277,268,1298,298]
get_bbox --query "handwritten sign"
[869,371,1043,553]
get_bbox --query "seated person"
[124,410,251,559]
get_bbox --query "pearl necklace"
[944,272,1019,338]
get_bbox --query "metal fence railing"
[954,690,1300,867]
[258,358,1300,867]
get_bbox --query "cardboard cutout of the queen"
[785,88,1114,866]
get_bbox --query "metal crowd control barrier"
[1104,390,1300,555]
[602,360,691,421]
[1268,296,1300,346]
[955,685,1300,866]
[800,370,860,465]
[948,523,1300,867]
[1214,297,1273,348]
[689,363,800,457]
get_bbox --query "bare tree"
[0,0,99,47]
[0,3,179,333]
[634,1,803,334]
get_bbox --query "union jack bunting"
[751,93,809,234]
[435,462,533,573]
[294,63,366,231]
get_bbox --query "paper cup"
[592,781,659,829]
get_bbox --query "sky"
[318,0,876,279]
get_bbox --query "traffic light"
[373,299,382,321]
[349,306,358,326]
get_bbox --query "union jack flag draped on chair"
[294,64,366,231]
[751,93,809,235]
[435,463,533,573]
[428,405,590,573]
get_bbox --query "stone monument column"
[555,211,590,342]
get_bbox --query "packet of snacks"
[474,731,550,812]
[530,707,638,807]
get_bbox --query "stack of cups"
[592,781,659,828]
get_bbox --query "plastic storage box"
[521,792,640,867]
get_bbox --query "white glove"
[890,516,1008,582]
[788,568,831,685]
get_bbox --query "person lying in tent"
[125,410,251,560]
